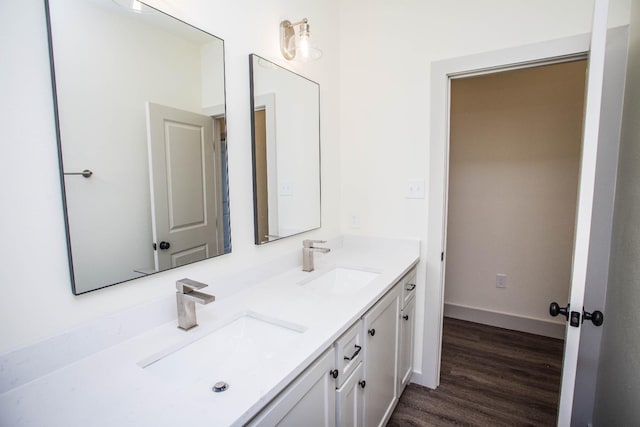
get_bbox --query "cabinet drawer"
[401,268,417,308]
[334,320,363,388]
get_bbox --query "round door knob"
[403,315,409,321]
[359,380,366,389]
[583,310,604,327]
[329,369,339,379]
[368,328,375,336]
[159,241,171,250]
[549,302,569,320]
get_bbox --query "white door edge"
[558,0,609,424]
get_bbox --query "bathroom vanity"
[0,236,418,426]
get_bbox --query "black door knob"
[329,369,339,379]
[359,380,366,389]
[159,241,170,250]
[368,328,375,336]
[549,302,570,320]
[583,310,604,326]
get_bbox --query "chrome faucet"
[302,239,330,272]
[176,278,215,330]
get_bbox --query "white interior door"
[556,0,609,424]
[146,102,220,271]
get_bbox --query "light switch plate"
[349,213,361,229]
[406,179,425,199]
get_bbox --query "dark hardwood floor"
[388,317,564,426]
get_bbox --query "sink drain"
[212,381,229,393]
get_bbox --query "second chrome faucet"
[176,278,215,330]
[302,239,330,272]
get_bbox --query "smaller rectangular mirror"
[249,55,321,244]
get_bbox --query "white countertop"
[0,236,419,426]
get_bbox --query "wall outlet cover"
[279,181,293,196]
[496,274,507,288]
[406,179,425,199]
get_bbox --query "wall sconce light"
[279,18,322,61]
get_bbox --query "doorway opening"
[441,59,587,420]
[444,60,588,336]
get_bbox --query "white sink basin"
[139,312,306,390]
[299,267,380,296]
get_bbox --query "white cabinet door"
[362,284,401,427]
[398,296,416,393]
[336,362,364,427]
[248,348,337,427]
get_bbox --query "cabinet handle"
[406,283,416,291]
[329,369,339,379]
[368,328,375,337]
[359,380,366,389]
[403,314,409,320]
[343,344,362,361]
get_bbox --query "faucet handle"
[176,278,208,293]
[303,239,327,248]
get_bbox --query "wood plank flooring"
[388,317,564,426]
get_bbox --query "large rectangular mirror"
[249,55,321,244]
[46,0,231,294]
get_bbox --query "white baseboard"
[444,303,565,339]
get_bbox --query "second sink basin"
[299,267,380,296]
[139,312,306,390]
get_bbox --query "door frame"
[417,33,592,392]
[417,23,629,426]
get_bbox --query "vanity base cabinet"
[398,295,416,393]
[249,266,417,427]
[336,362,364,427]
[362,284,401,427]
[248,347,337,427]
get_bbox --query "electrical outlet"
[496,274,507,288]
[279,181,293,196]
[406,179,425,199]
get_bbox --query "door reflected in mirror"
[249,55,321,244]
[46,0,231,294]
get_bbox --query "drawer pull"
[329,369,339,379]
[343,344,362,361]
[406,283,416,291]
[368,328,376,336]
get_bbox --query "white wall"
[338,0,631,388]
[0,0,340,353]
[593,0,640,422]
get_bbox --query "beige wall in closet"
[444,60,587,329]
